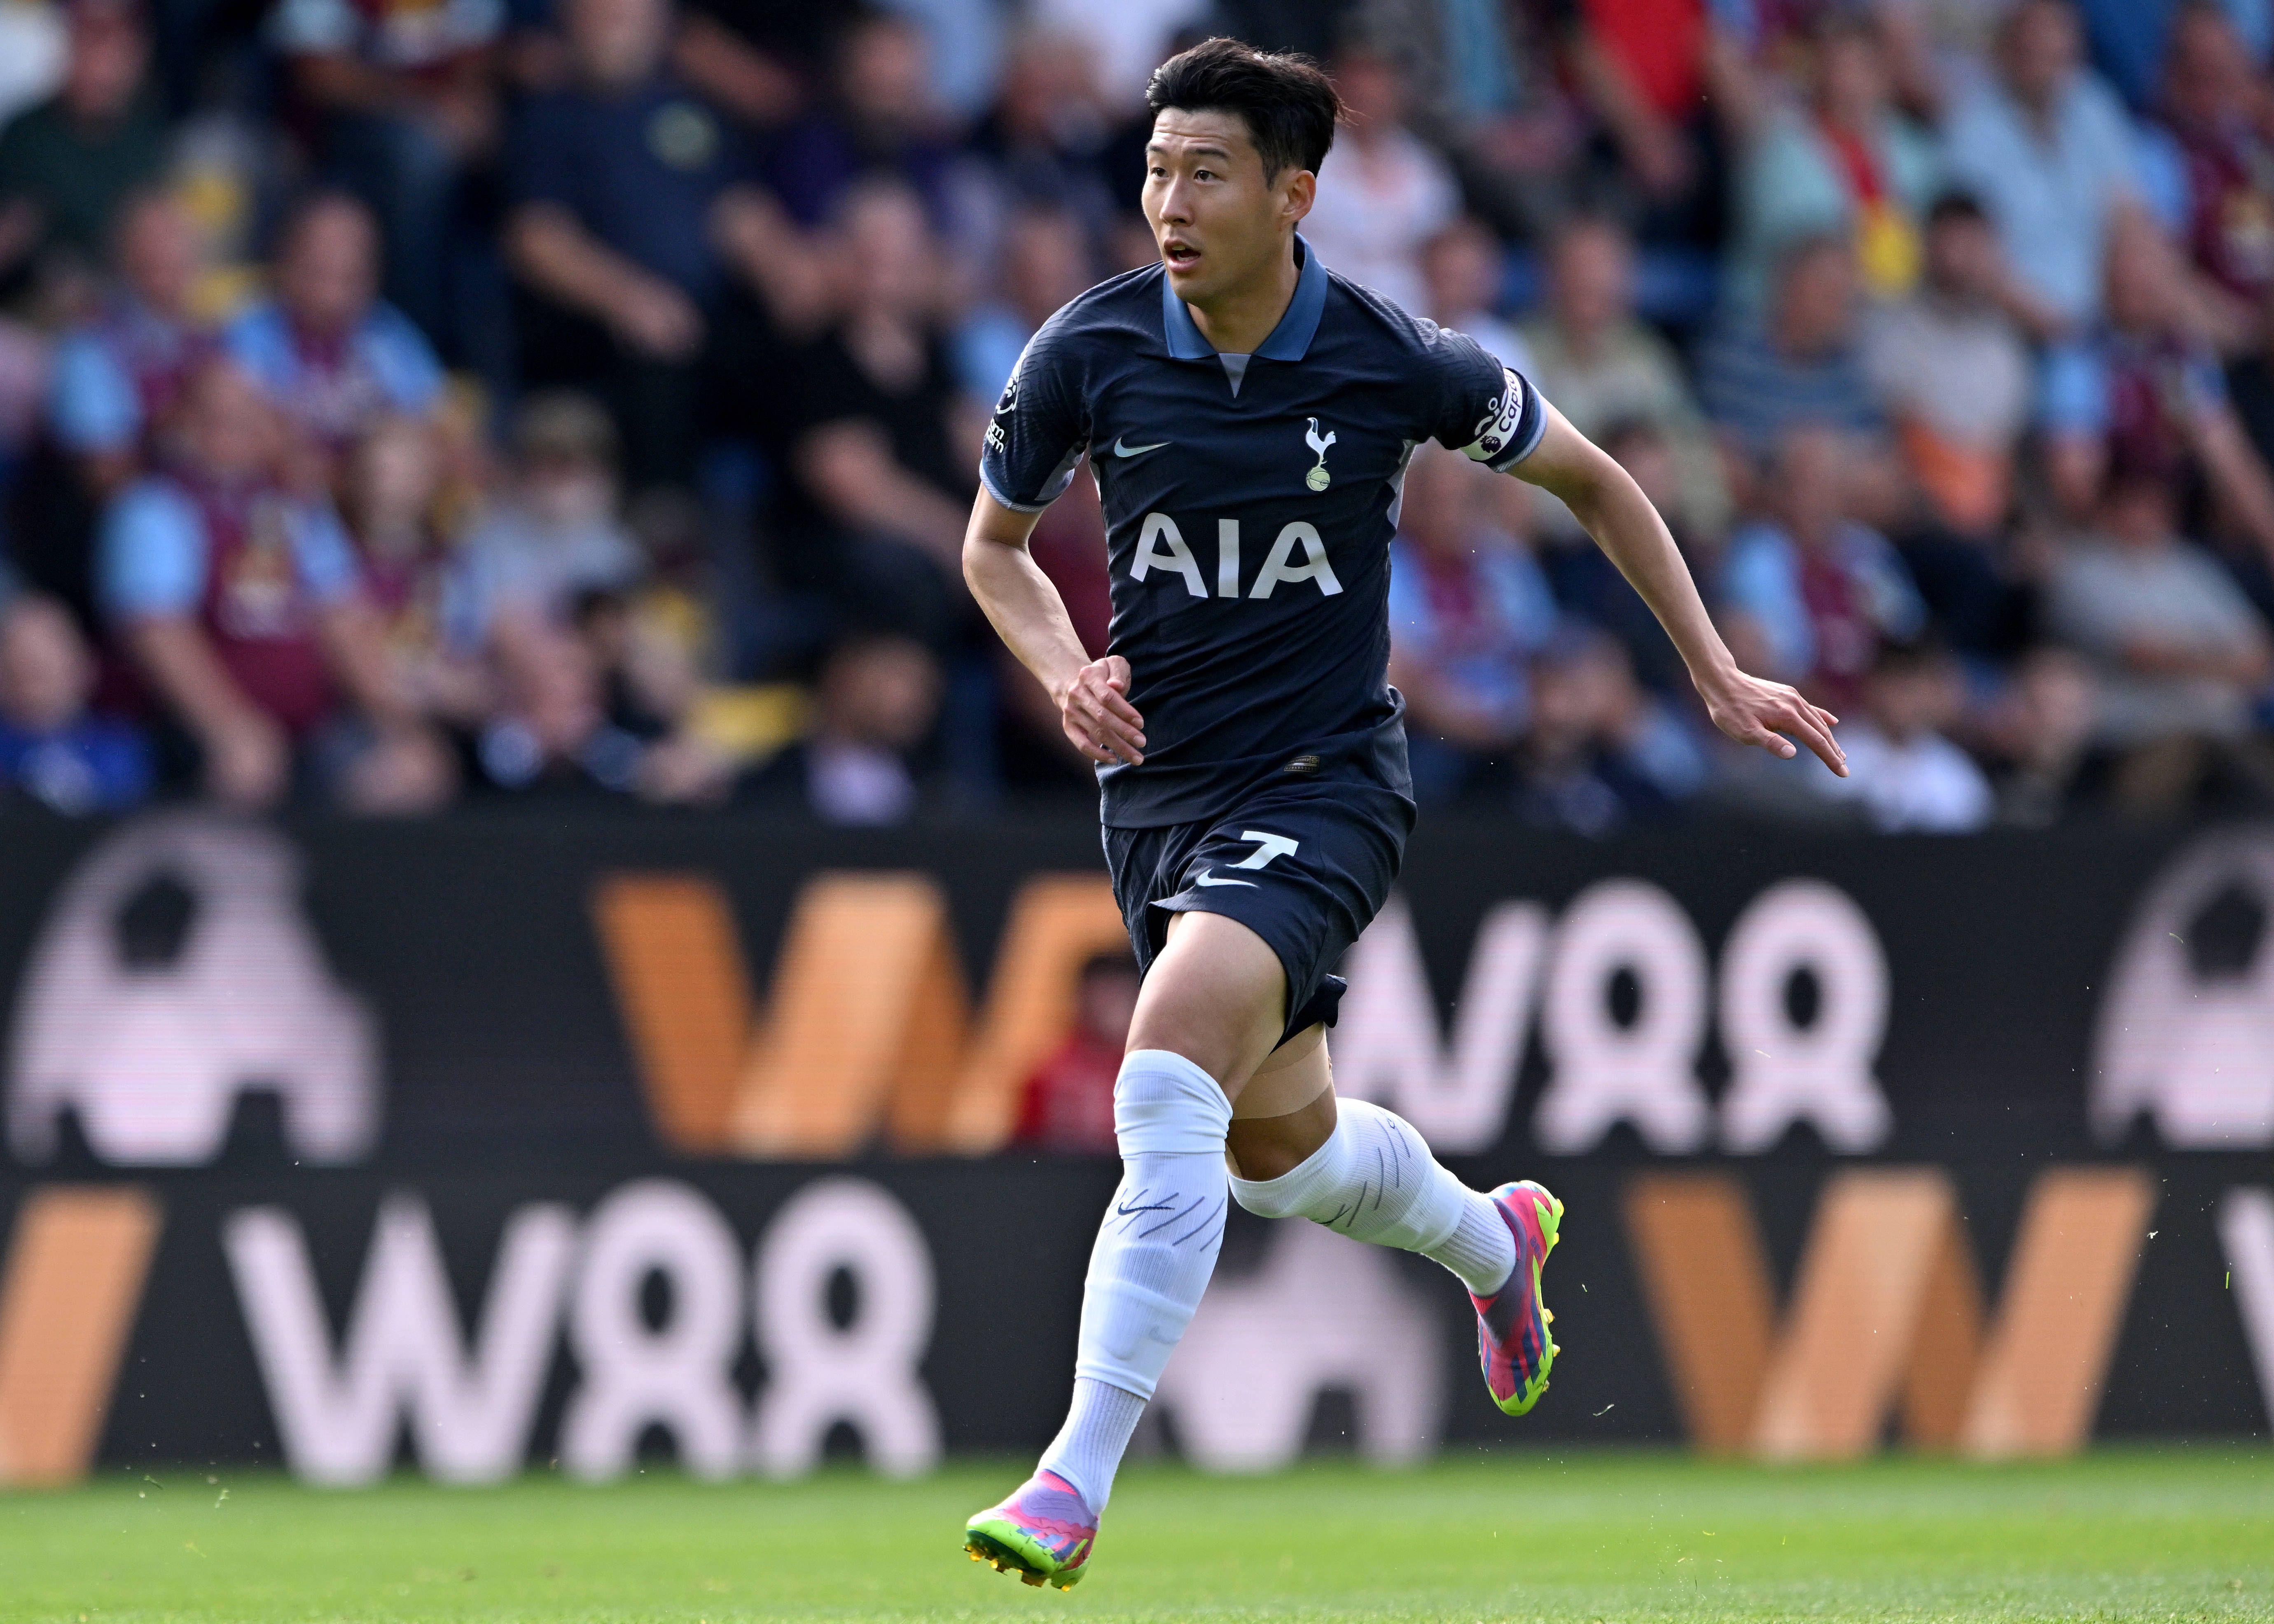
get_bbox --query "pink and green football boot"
[963,1470,1097,1590]
[1471,1180,1563,1416]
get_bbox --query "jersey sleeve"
[1422,322,1548,472]
[288,501,363,606]
[99,481,207,622]
[49,330,140,455]
[977,324,1088,514]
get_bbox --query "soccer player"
[960,38,1846,1589]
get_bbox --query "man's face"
[1775,244,1857,355]
[117,195,198,314]
[0,600,92,735]
[1816,33,1886,123]
[1924,214,1994,299]
[278,203,378,336]
[1422,221,1497,318]
[1775,427,1847,542]
[842,18,928,123]
[1333,52,1402,131]
[179,360,278,480]
[1004,210,1089,324]
[569,0,668,87]
[2003,0,2079,105]
[1865,664,1941,743]
[843,186,937,317]
[64,7,147,123]
[2167,8,2252,123]
[1551,223,1631,334]
[1142,108,1310,309]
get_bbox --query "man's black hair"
[1145,37,1343,183]
[1926,190,1989,228]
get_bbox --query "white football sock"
[1229,1098,1517,1297]
[1036,1378,1146,1510]
[1036,1049,1230,1510]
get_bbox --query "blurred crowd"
[6,0,2274,830]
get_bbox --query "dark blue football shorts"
[1103,778,1415,1049]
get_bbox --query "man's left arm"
[1509,400,1847,776]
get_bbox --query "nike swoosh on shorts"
[1113,437,1169,457]
[1191,869,1257,888]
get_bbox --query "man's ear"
[1282,168,1316,227]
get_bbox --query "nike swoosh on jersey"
[1191,869,1257,888]
[1112,437,1169,457]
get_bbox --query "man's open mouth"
[1163,241,1200,267]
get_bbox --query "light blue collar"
[1161,234,1327,364]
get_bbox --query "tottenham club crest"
[1304,418,1337,491]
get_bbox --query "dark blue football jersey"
[980,236,1548,828]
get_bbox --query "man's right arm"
[968,325,1140,764]
[506,203,703,360]
[125,619,290,808]
[962,490,1144,766]
[102,484,289,808]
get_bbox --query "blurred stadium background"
[1,0,2273,1615]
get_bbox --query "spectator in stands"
[1863,193,2034,541]
[474,621,650,797]
[964,30,1120,257]
[0,592,150,813]
[1521,214,1727,538]
[1719,423,1926,717]
[453,392,645,652]
[225,193,446,469]
[561,585,736,803]
[2041,217,2274,573]
[505,0,818,489]
[760,12,959,231]
[1014,950,1139,1154]
[273,0,502,342]
[1697,234,1884,459]
[1727,12,1942,314]
[48,189,208,497]
[770,180,978,653]
[2047,467,2274,801]
[98,354,451,811]
[2073,0,2259,115]
[0,0,164,293]
[1513,626,1706,835]
[1420,215,1533,376]
[1982,643,2102,825]
[2148,2,2274,322]
[1304,44,1459,314]
[1550,0,1733,252]
[956,201,1092,404]
[1943,0,2142,339]
[343,413,490,727]
[1387,443,1559,804]
[1810,638,1993,831]
[748,633,943,823]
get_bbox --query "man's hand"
[1699,665,1847,776]
[612,278,704,361]
[203,710,291,810]
[1056,656,1146,766]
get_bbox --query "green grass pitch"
[3,1449,2269,1622]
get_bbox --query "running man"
[960,37,1846,1590]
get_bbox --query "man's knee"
[1225,1087,1337,1184]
